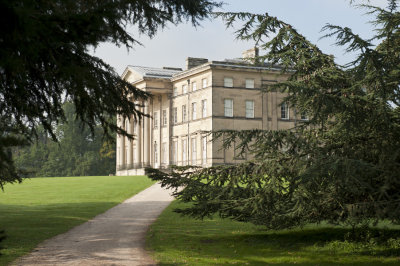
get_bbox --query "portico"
[116,66,181,175]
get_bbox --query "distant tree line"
[13,102,116,177]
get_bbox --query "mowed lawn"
[147,201,400,265]
[0,175,155,265]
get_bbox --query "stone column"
[135,119,141,168]
[116,115,121,169]
[143,103,150,167]
[167,93,172,167]
[126,117,133,169]
[121,118,126,168]
[147,104,151,165]
[149,99,153,167]
[137,104,142,168]
[159,95,162,167]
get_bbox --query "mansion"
[116,49,304,176]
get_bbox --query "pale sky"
[92,0,388,75]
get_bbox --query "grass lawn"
[147,201,400,265]
[0,175,154,265]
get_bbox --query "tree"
[14,101,117,177]
[0,0,220,187]
[0,116,27,187]
[147,0,400,229]
[12,127,49,176]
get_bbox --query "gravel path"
[15,183,174,266]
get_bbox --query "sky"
[92,0,388,75]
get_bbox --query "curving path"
[15,183,174,266]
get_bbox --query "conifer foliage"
[147,0,400,229]
[0,0,220,187]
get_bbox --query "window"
[182,105,187,122]
[173,87,178,96]
[182,84,187,94]
[192,82,197,92]
[202,136,207,165]
[173,107,178,124]
[162,110,167,126]
[172,141,178,164]
[224,99,233,117]
[224,77,233,88]
[191,138,197,165]
[245,100,254,118]
[182,139,187,165]
[153,112,158,129]
[202,78,207,89]
[162,142,167,164]
[192,102,197,120]
[301,112,309,121]
[202,99,207,118]
[245,79,255,89]
[154,142,158,164]
[281,102,289,120]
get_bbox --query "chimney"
[242,47,259,60]
[186,57,208,70]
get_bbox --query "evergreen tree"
[0,116,27,188]
[0,0,220,185]
[147,0,400,229]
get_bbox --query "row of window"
[173,78,208,96]
[124,101,308,132]
[225,100,308,120]
[223,99,255,118]
[153,100,208,128]
[153,98,258,128]
[153,136,207,165]
[223,77,255,89]
[172,77,257,97]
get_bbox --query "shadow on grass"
[149,216,400,265]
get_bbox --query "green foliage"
[0,0,220,184]
[0,175,154,265]
[14,101,116,177]
[147,0,400,229]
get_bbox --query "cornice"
[171,61,290,82]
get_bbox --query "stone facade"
[116,52,305,176]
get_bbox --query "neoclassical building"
[116,49,305,176]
